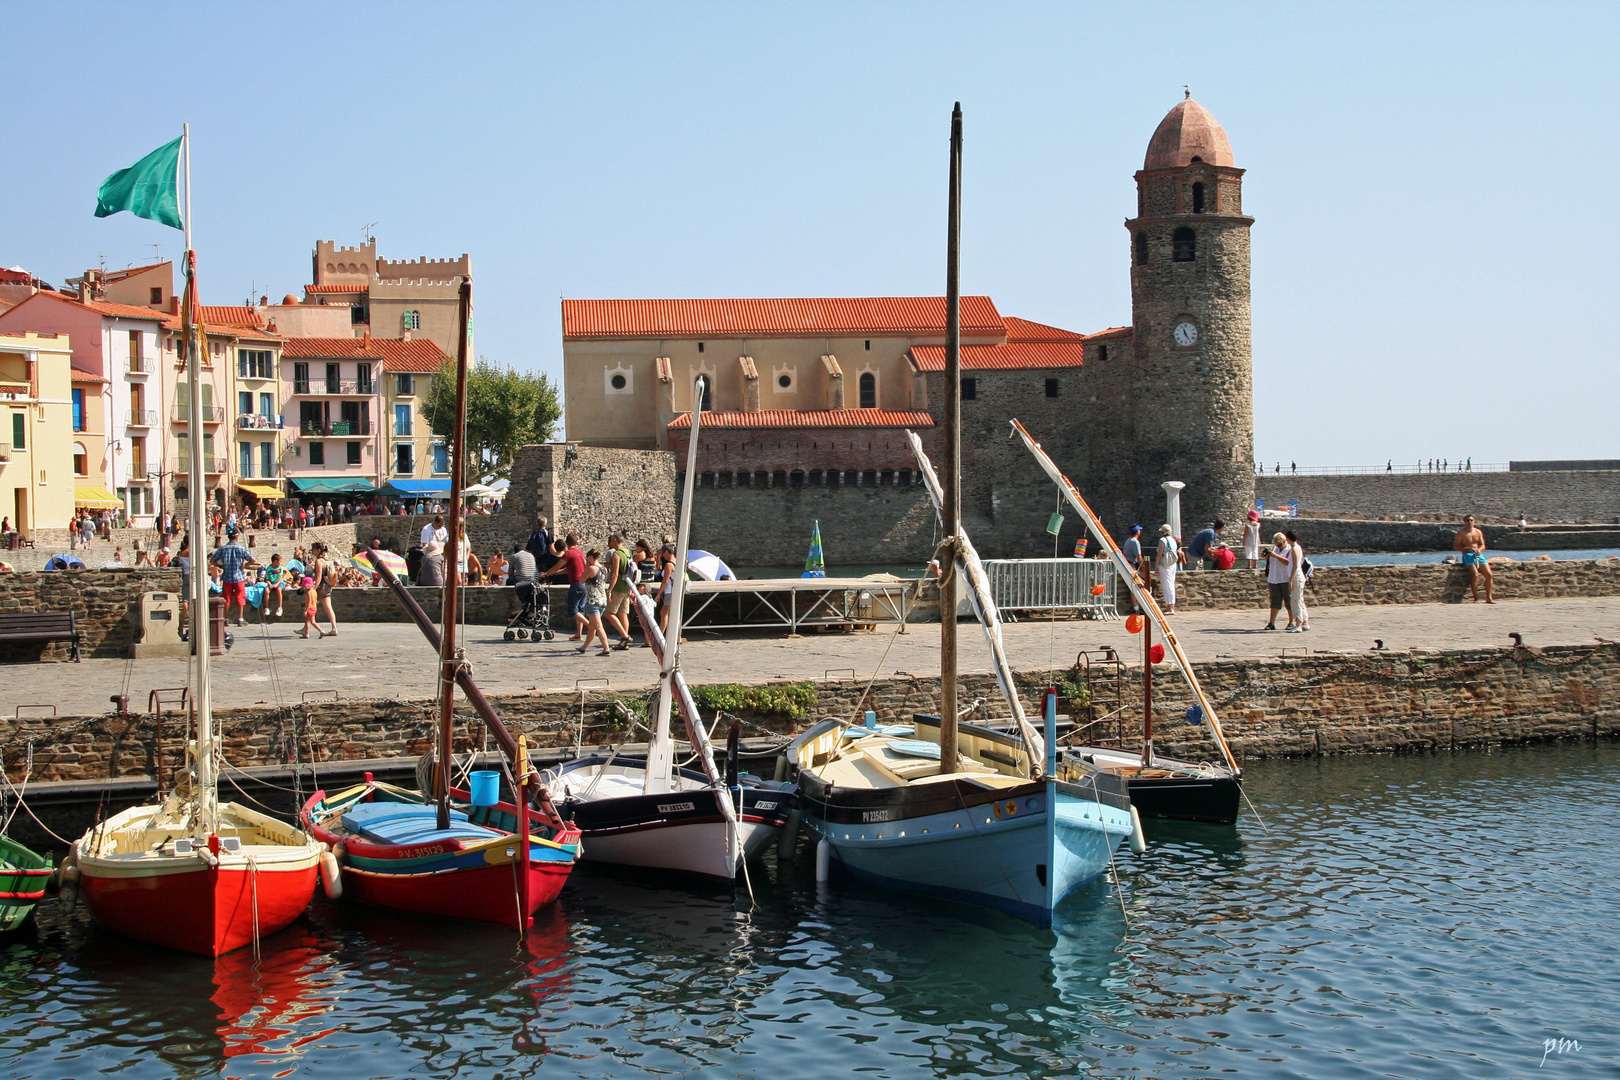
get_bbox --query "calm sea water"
[2,741,1615,1079]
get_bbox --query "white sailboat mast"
[645,375,707,795]
[180,124,218,837]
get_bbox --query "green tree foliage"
[423,358,562,483]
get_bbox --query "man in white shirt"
[420,514,448,548]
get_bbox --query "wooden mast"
[435,276,472,831]
[939,102,963,774]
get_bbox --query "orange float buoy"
[1090,584,1107,596]
[1149,643,1166,664]
[1126,614,1145,634]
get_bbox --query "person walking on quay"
[311,542,340,636]
[1189,519,1224,570]
[1285,529,1310,632]
[604,534,637,650]
[1454,514,1496,603]
[577,549,612,657]
[526,515,553,564]
[210,528,252,627]
[1242,510,1261,569]
[1155,524,1182,614]
[543,534,589,640]
[297,574,322,638]
[1121,525,1146,611]
[1264,531,1294,630]
[418,540,446,587]
[655,543,680,634]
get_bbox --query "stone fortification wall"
[0,569,181,660]
[8,642,1616,783]
[1255,471,1620,525]
[1165,558,1620,610]
[688,475,936,566]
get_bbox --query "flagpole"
[180,122,215,838]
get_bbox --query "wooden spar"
[905,430,1045,770]
[1008,418,1239,772]
[939,102,963,775]
[436,277,472,832]
[364,553,561,825]
[631,591,722,784]
[1142,617,1154,767]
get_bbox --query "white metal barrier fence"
[980,558,1119,620]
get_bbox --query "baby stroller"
[504,581,555,641]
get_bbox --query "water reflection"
[0,743,1615,1077]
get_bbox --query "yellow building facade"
[0,332,79,535]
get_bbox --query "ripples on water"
[0,742,1614,1078]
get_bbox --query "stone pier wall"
[0,569,182,660]
[6,642,1617,782]
[1164,558,1620,610]
[1255,470,1620,525]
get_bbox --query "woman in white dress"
[1155,523,1182,614]
[1242,511,1261,569]
[1285,530,1309,631]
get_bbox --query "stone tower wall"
[1126,163,1256,534]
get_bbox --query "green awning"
[286,477,375,494]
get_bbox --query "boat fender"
[773,754,788,783]
[776,808,802,860]
[56,859,81,904]
[1129,805,1147,855]
[319,850,343,900]
[196,845,219,867]
[814,837,830,882]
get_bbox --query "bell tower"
[1125,95,1255,532]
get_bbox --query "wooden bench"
[0,612,83,661]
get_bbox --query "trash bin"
[208,595,227,655]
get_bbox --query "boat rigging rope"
[248,856,262,963]
[1090,780,1132,932]
[850,608,909,721]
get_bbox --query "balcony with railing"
[124,409,157,428]
[172,405,226,424]
[237,463,282,480]
[237,413,285,430]
[0,442,11,462]
[177,458,229,475]
[125,355,153,376]
[299,419,373,437]
[128,463,156,480]
[294,379,371,395]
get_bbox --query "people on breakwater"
[1455,515,1496,603]
[1264,532,1293,630]
[1156,524,1182,614]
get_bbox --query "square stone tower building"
[1103,95,1255,533]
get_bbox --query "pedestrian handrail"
[1257,462,1509,477]
[980,558,1118,620]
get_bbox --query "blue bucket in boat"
[469,770,501,807]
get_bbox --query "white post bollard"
[1161,481,1185,540]
[815,838,831,882]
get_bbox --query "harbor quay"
[4,595,1618,791]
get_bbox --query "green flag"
[94,136,183,230]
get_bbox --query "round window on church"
[610,374,627,390]
[778,374,792,389]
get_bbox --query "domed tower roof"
[1144,97,1234,170]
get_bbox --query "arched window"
[858,372,876,409]
[1172,227,1197,262]
[1192,182,1205,213]
[72,442,88,476]
[1134,231,1148,266]
[699,378,713,411]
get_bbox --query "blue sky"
[6,2,1616,465]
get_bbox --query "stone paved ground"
[8,596,1620,717]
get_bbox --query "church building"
[561,97,1254,552]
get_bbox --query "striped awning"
[74,485,123,508]
[236,482,284,499]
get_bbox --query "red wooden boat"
[301,778,580,928]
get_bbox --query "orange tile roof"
[199,305,262,327]
[71,367,108,384]
[668,408,935,430]
[1085,325,1133,342]
[1002,316,1086,343]
[305,283,368,294]
[281,336,448,372]
[909,341,1088,371]
[564,297,1005,340]
[78,298,169,322]
[101,261,169,282]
